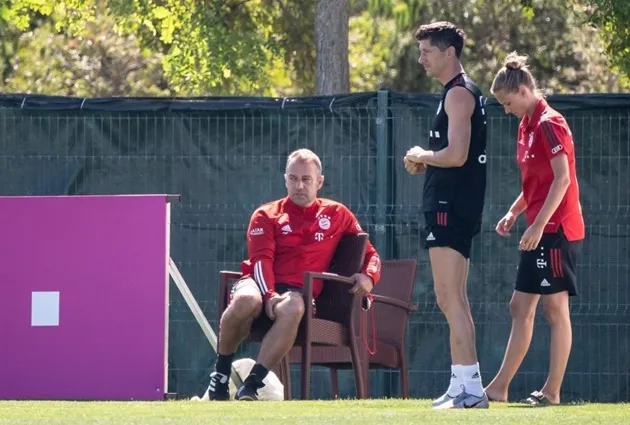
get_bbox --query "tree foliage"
[366,0,629,94]
[0,0,627,96]
[1,0,284,95]
[3,16,168,97]
[581,0,630,78]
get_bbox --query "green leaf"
[521,6,535,20]
[153,6,169,19]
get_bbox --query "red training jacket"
[240,196,381,301]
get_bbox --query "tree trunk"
[315,0,350,95]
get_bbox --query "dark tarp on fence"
[1,91,628,402]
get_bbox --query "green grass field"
[1,399,628,425]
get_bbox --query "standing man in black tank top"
[403,21,489,409]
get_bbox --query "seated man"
[206,148,382,401]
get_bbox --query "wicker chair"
[287,258,418,399]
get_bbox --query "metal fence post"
[375,89,389,258]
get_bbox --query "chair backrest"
[371,259,418,345]
[314,233,368,323]
[327,233,368,276]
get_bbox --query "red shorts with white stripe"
[515,230,583,296]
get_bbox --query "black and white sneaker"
[234,384,259,401]
[235,374,265,401]
[207,371,230,401]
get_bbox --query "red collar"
[523,98,547,131]
[283,196,320,217]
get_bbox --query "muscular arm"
[532,154,571,228]
[418,86,474,168]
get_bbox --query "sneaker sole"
[236,395,256,401]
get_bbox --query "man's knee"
[434,286,467,314]
[430,247,468,313]
[224,279,263,322]
[274,292,305,323]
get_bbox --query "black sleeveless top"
[422,72,487,224]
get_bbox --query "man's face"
[494,88,529,118]
[284,159,324,207]
[418,39,449,77]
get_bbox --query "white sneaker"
[433,391,490,409]
[432,392,458,407]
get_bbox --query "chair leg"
[350,338,365,399]
[281,356,292,401]
[399,347,409,399]
[301,342,312,400]
[361,348,370,399]
[330,368,339,399]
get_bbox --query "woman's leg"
[484,290,540,401]
[539,291,572,404]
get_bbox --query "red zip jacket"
[240,196,381,301]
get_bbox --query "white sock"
[447,365,464,397]
[461,363,484,397]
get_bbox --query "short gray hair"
[285,149,322,174]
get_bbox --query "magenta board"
[0,195,171,400]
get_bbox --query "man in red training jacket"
[205,148,381,401]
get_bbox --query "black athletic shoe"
[235,373,266,401]
[234,383,259,401]
[207,371,230,401]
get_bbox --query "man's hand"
[405,146,428,163]
[519,222,545,251]
[496,211,517,237]
[349,273,374,296]
[265,292,286,320]
[404,146,428,175]
[404,155,427,175]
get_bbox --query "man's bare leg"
[236,291,305,400]
[218,282,263,355]
[207,278,263,400]
[435,258,473,403]
[484,291,539,401]
[430,247,483,399]
[539,291,572,404]
[257,292,304,368]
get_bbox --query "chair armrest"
[302,271,355,313]
[371,294,418,312]
[304,271,355,286]
[220,271,243,279]
[302,271,362,335]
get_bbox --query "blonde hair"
[286,148,322,174]
[491,51,539,95]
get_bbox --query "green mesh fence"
[0,91,628,402]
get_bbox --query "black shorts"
[421,211,481,259]
[515,231,583,296]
